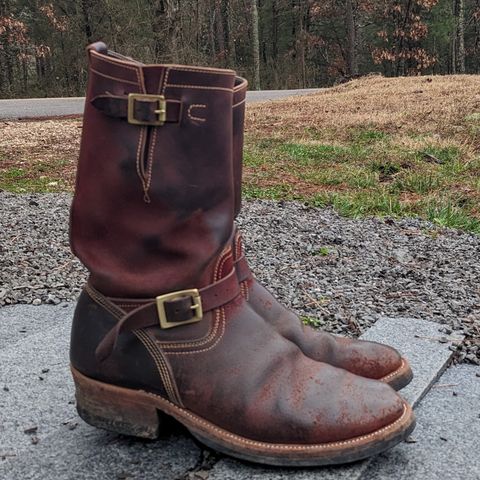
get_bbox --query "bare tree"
[251,0,260,89]
[345,0,358,76]
[452,0,466,73]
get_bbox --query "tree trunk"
[453,0,466,73]
[251,0,261,90]
[80,0,93,43]
[345,0,358,77]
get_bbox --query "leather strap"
[234,255,253,283]
[95,268,241,361]
[91,94,182,124]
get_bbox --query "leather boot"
[231,86,413,391]
[69,43,415,466]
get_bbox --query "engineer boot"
[231,81,413,391]
[69,43,415,467]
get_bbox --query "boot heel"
[72,366,165,439]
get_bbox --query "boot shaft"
[71,43,237,297]
[233,78,247,217]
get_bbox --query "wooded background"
[0,0,478,98]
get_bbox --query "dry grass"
[1,74,480,232]
[246,74,480,144]
[0,118,81,192]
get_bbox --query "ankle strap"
[95,268,241,361]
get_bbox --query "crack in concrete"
[176,448,223,480]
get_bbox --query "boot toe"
[333,337,404,380]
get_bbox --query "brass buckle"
[128,93,167,126]
[156,289,203,329]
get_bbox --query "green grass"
[243,128,480,235]
[0,163,69,193]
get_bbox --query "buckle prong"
[128,93,167,126]
[156,289,203,329]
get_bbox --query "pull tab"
[87,42,108,55]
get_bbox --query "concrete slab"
[0,306,74,453]
[0,303,200,479]
[0,422,200,480]
[360,317,464,407]
[359,365,480,480]
[0,307,467,480]
[0,303,73,350]
[209,317,464,480]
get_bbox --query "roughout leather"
[231,95,409,384]
[70,43,411,453]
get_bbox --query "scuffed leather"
[71,44,237,298]
[70,44,406,448]
[230,86,404,382]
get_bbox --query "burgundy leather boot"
[69,43,415,466]
[231,85,413,391]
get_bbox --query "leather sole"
[381,358,413,391]
[72,366,416,467]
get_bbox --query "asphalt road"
[0,89,320,120]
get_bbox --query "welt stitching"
[134,330,178,403]
[146,394,409,450]
[380,359,405,381]
[166,308,226,356]
[187,104,207,122]
[90,68,139,86]
[165,84,233,93]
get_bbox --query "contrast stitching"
[159,309,221,350]
[166,308,226,356]
[137,64,146,93]
[380,359,406,382]
[136,330,180,404]
[85,284,124,319]
[146,395,409,450]
[233,83,248,92]
[234,234,242,259]
[133,330,171,397]
[143,127,157,201]
[171,66,234,75]
[165,84,233,93]
[233,98,246,108]
[90,68,139,86]
[90,51,140,71]
[187,104,207,122]
[134,330,181,405]
[214,249,231,282]
[136,127,147,188]
[161,67,171,95]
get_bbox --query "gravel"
[1,191,479,363]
